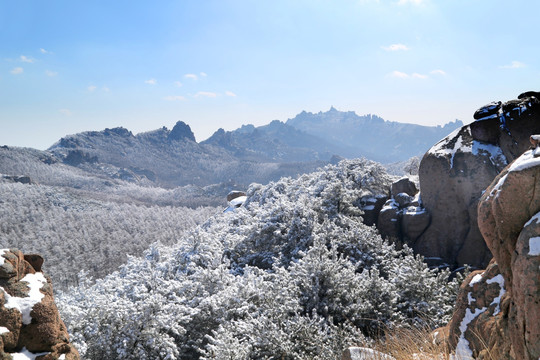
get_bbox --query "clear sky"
[1,0,538,149]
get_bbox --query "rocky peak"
[168,121,196,142]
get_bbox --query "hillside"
[287,107,463,163]
[48,121,328,188]
[202,120,354,162]
[57,158,461,359]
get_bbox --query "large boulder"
[441,135,540,359]
[0,249,79,359]
[416,93,540,269]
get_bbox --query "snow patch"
[2,272,47,325]
[525,213,540,227]
[0,249,8,266]
[362,205,375,210]
[0,326,9,334]
[404,206,426,215]
[508,149,540,172]
[428,128,473,168]
[9,347,49,360]
[486,274,506,316]
[471,141,507,167]
[469,273,484,286]
[467,292,476,305]
[487,174,508,199]
[529,237,540,256]
[452,306,488,359]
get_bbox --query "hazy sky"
[1,0,538,149]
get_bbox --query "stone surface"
[416,93,540,269]
[390,177,418,198]
[360,195,388,227]
[442,135,540,359]
[0,249,79,360]
[377,200,401,242]
[401,206,430,242]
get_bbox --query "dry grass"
[373,324,451,360]
[355,324,498,360]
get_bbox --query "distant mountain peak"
[169,121,196,142]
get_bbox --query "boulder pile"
[0,249,79,360]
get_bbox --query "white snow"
[469,273,484,286]
[404,206,426,215]
[0,249,8,266]
[467,292,476,305]
[452,306,488,360]
[487,174,508,199]
[525,212,540,227]
[529,237,540,256]
[2,272,47,325]
[508,149,540,172]
[9,348,49,360]
[471,142,507,167]
[428,128,479,168]
[0,326,9,334]
[346,347,395,360]
[362,205,375,210]
[59,355,66,360]
[486,274,506,316]
[229,196,247,207]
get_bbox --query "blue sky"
[1,0,538,149]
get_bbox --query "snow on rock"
[428,128,471,168]
[2,272,47,325]
[471,141,507,167]
[224,195,248,213]
[508,149,540,172]
[0,249,80,359]
[0,248,8,266]
[486,274,506,315]
[452,306,488,360]
[525,212,540,227]
[529,236,540,256]
[10,347,49,360]
[469,273,484,286]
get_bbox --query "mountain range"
[2,108,462,191]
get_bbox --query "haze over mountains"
[44,108,461,189]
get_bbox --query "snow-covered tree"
[57,159,460,359]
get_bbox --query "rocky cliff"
[0,249,79,359]
[414,92,540,269]
[439,135,540,359]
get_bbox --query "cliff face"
[0,249,79,359]
[439,135,540,359]
[415,93,540,269]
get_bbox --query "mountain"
[286,107,463,163]
[202,119,354,162]
[48,121,329,188]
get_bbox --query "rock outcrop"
[368,177,431,251]
[440,135,540,359]
[415,93,540,269]
[0,249,79,359]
